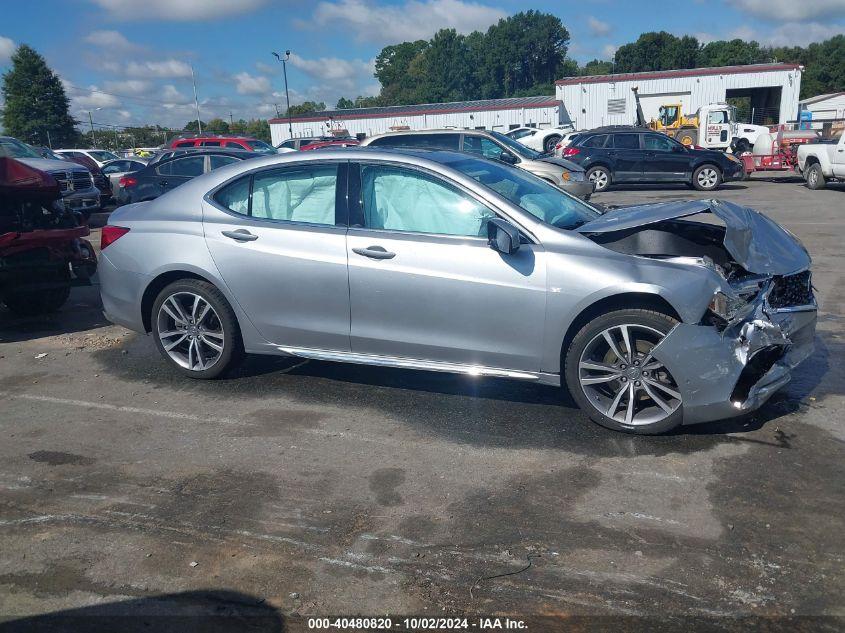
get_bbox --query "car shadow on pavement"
[0,291,110,344]
[0,590,285,633]
[606,183,748,192]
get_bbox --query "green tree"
[1,44,79,146]
[614,32,700,73]
[182,119,206,133]
[408,29,475,102]
[204,117,230,133]
[697,39,765,67]
[335,97,355,109]
[374,40,429,104]
[287,101,325,116]
[581,59,614,76]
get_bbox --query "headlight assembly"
[708,290,745,321]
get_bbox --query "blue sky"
[1,0,843,129]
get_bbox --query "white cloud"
[0,35,15,65]
[87,0,269,21]
[124,59,192,78]
[729,22,844,47]
[602,44,618,59]
[732,0,845,21]
[103,79,151,95]
[587,17,611,37]
[309,0,506,43]
[288,54,376,96]
[62,80,122,111]
[233,72,271,95]
[160,84,188,103]
[255,61,277,75]
[83,30,138,50]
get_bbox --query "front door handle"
[222,229,258,242]
[353,245,395,260]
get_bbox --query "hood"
[576,199,810,275]
[538,156,585,172]
[16,157,88,173]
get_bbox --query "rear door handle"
[222,229,258,242]
[353,245,395,260]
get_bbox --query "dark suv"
[562,127,744,192]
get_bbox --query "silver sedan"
[98,148,816,434]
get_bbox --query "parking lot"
[0,175,843,627]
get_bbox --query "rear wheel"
[805,163,826,190]
[587,166,611,192]
[692,164,722,191]
[564,309,683,434]
[543,135,562,154]
[151,279,243,379]
[676,127,697,147]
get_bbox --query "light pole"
[272,50,293,139]
[85,108,102,147]
[190,63,202,135]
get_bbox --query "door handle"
[222,229,258,242]
[353,245,395,260]
[159,180,167,188]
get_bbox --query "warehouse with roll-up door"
[555,63,803,130]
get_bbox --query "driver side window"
[360,165,496,237]
[462,136,508,161]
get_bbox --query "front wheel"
[692,164,722,191]
[151,279,243,379]
[587,166,611,192]
[564,309,683,434]
[805,163,827,190]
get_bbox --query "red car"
[0,158,97,315]
[300,139,359,151]
[168,135,277,154]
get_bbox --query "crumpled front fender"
[649,301,817,425]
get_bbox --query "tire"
[676,127,697,147]
[586,166,611,192]
[2,286,70,316]
[805,163,827,190]
[151,279,244,379]
[564,309,683,435]
[543,134,561,154]
[692,164,722,191]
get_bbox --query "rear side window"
[369,134,460,150]
[201,141,221,147]
[225,141,246,149]
[580,134,608,148]
[611,134,641,149]
[175,141,195,148]
[252,165,338,225]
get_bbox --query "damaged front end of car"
[577,199,817,424]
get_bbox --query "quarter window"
[581,134,608,148]
[252,165,338,224]
[214,176,250,214]
[360,165,495,237]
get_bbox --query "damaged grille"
[768,271,813,309]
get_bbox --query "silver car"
[99,148,816,434]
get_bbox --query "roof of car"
[582,126,654,134]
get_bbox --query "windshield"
[0,137,43,159]
[489,130,544,159]
[448,156,599,230]
[247,140,277,154]
[88,150,119,162]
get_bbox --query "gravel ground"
[0,175,843,631]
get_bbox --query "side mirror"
[487,218,521,254]
[498,151,518,164]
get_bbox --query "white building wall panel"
[556,68,802,130]
[271,106,561,145]
[803,94,845,123]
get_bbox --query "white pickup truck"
[797,132,845,189]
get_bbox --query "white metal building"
[799,92,845,127]
[555,63,803,129]
[269,96,563,145]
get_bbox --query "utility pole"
[190,63,202,135]
[229,111,234,128]
[46,130,52,149]
[88,111,97,147]
[272,50,293,139]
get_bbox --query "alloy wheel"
[697,167,718,189]
[156,292,225,371]
[578,324,681,426]
[590,169,609,190]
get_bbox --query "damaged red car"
[0,157,97,316]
